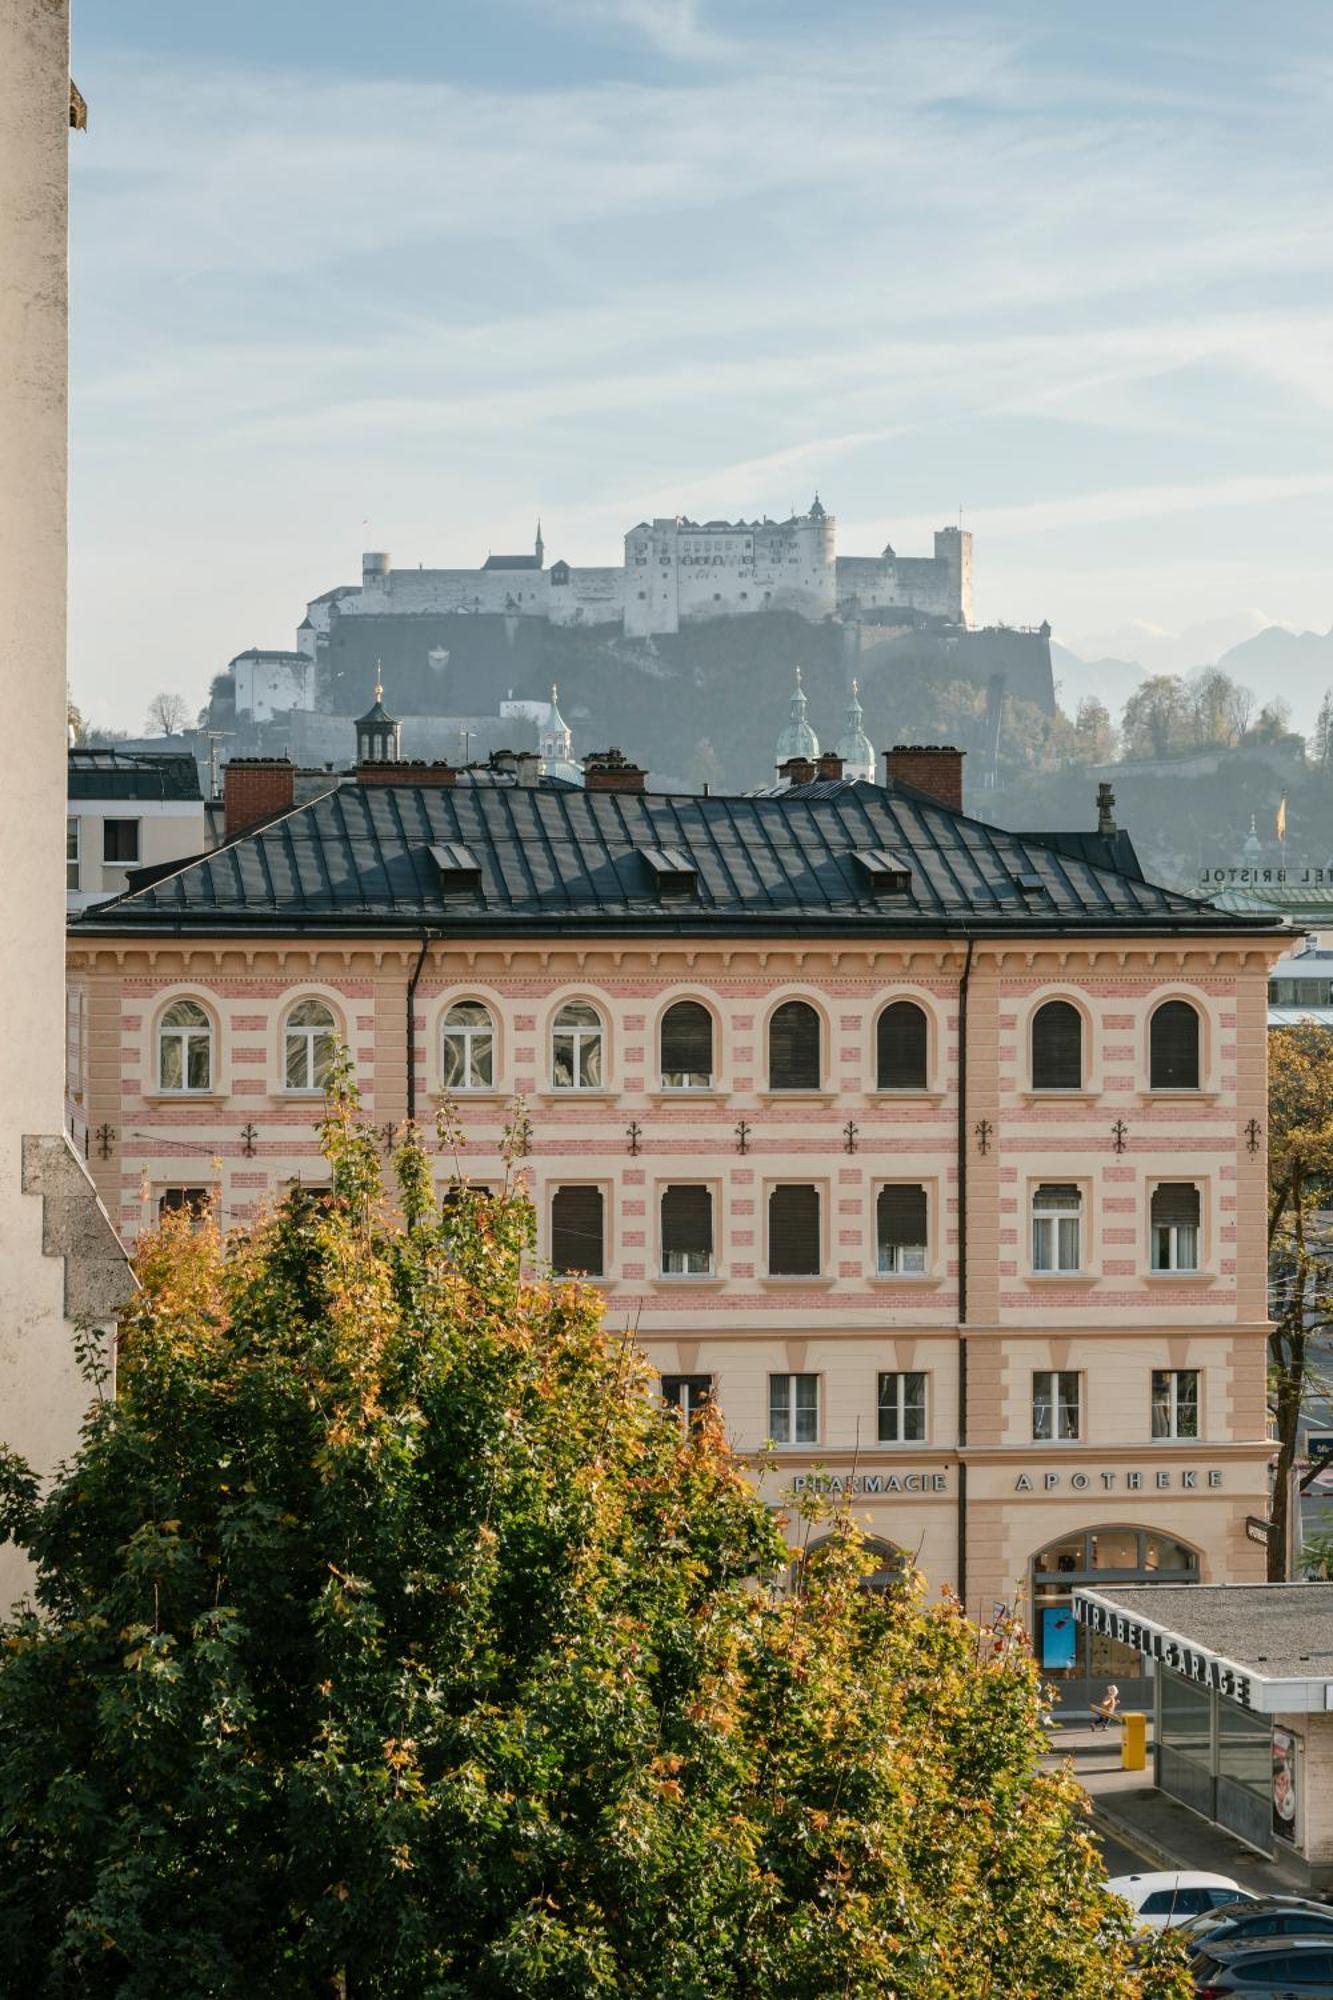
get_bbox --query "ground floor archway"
[1031,1524,1200,1713]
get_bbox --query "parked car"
[1192,1934,1333,1994]
[1173,1898,1333,1958]
[1106,1871,1253,1931]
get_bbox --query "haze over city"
[70,0,1333,729]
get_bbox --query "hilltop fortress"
[290,499,972,667]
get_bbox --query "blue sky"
[69,0,1333,728]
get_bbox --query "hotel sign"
[1199,866,1330,887]
[1074,1595,1255,1710]
[1013,1467,1224,1493]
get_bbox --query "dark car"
[1175,1899,1333,1958]
[1193,1934,1333,1995]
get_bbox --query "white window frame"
[768,1371,820,1446]
[1031,1184,1083,1274]
[66,815,80,891]
[1032,1369,1081,1442]
[661,1373,713,1425]
[551,1001,605,1091]
[1151,1187,1201,1272]
[877,1370,928,1444]
[1151,1368,1200,1441]
[442,1000,496,1093]
[283,998,339,1094]
[157,999,214,1095]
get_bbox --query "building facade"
[67,746,207,911]
[67,748,1283,1692]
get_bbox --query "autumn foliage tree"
[1267,1023,1333,1577]
[0,1079,1189,1997]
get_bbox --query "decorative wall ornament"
[239,1122,258,1158]
[94,1123,116,1161]
[843,1118,859,1155]
[626,1120,643,1157]
[1111,1119,1129,1155]
[1246,1118,1263,1156]
[974,1119,993,1156]
[734,1118,752,1156]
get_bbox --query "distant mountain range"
[1051,616,1333,734]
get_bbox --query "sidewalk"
[1044,1724,1292,1898]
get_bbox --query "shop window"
[550,1185,604,1275]
[551,1001,603,1090]
[877,1371,926,1444]
[768,1001,821,1091]
[769,1372,818,1445]
[661,1373,712,1425]
[1151,1368,1200,1440]
[1150,999,1201,1089]
[660,1000,713,1088]
[443,1000,495,1092]
[876,1185,928,1274]
[1031,1000,1083,1090]
[768,1185,821,1276]
[1030,1527,1200,1688]
[1031,1183,1082,1272]
[660,1185,713,1275]
[876,1000,928,1089]
[1032,1369,1080,1441]
[1151,1183,1200,1270]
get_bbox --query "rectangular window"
[877,1371,927,1444]
[66,816,80,891]
[876,1184,928,1274]
[158,1186,210,1226]
[661,1374,712,1425]
[661,1184,713,1275]
[1033,1369,1081,1441]
[768,1184,821,1276]
[102,818,140,864]
[1032,1184,1082,1273]
[1151,1183,1201,1271]
[769,1372,819,1445]
[1152,1368,1199,1440]
[550,1185,604,1276]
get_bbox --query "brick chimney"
[584,747,646,793]
[223,757,296,839]
[356,760,457,788]
[777,754,816,786]
[884,744,965,812]
[816,751,844,782]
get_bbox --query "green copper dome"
[775,666,820,763]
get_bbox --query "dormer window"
[853,849,912,895]
[640,846,697,901]
[429,842,483,897]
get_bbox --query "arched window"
[800,1535,906,1597]
[1031,1000,1083,1091]
[768,1000,821,1091]
[1150,1000,1201,1090]
[876,1000,928,1089]
[442,1001,495,1092]
[660,1000,713,1089]
[552,1001,603,1090]
[284,998,338,1092]
[158,999,213,1094]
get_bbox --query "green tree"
[1120,675,1193,760]
[1071,696,1118,766]
[0,1080,1188,1998]
[1266,1024,1333,1578]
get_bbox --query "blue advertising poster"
[1041,1606,1077,1670]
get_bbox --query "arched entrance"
[795,1535,908,1596]
[1031,1525,1200,1713]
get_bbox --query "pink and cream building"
[67,736,1286,1705]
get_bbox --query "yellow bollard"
[1121,1711,1147,1772]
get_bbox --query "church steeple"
[775,664,820,768]
[355,665,401,765]
[535,518,545,569]
[836,678,874,783]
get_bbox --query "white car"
[1105,1871,1254,1931]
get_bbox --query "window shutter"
[662,1184,712,1256]
[1150,1001,1200,1088]
[1031,1000,1083,1089]
[660,1001,713,1078]
[877,1001,928,1088]
[1151,1182,1200,1227]
[769,1001,821,1089]
[877,1184,927,1249]
[769,1185,820,1274]
[551,1186,604,1275]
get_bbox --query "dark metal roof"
[71,775,1285,939]
[68,748,202,803]
[480,553,541,572]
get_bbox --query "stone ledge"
[22,1135,135,1323]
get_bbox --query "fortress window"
[443,1001,495,1092]
[1150,1000,1201,1090]
[660,1000,713,1088]
[876,1000,928,1088]
[284,998,339,1092]
[1031,1000,1083,1091]
[768,1000,821,1091]
[158,999,213,1094]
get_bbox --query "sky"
[68,0,1333,731]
